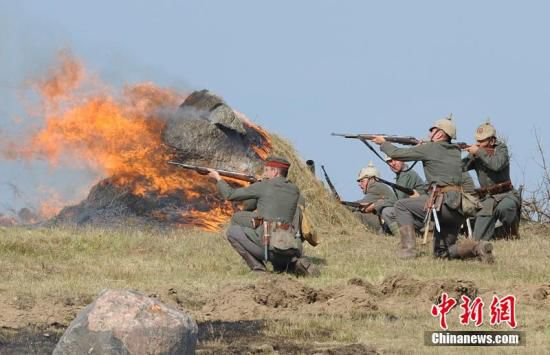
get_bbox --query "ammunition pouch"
[268,221,300,257]
[461,192,482,218]
[475,181,513,198]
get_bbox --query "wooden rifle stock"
[168,161,258,183]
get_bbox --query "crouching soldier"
[207,157,318,276]
[379,156,425,237]
[463,120,521,240]
[352,161,396,233]
[372,116,494,262]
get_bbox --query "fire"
[2,51,272,231]
[235,111,272,160]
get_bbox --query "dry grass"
[0,135,548,353]
[0,223,548,354]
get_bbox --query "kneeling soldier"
[463,120,521,240]
[372,116,494,262]
[380,156,425,237]
[207,157,318,276]
[352,161,396,233]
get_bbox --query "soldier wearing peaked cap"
[207,156,318,276]
[463,120,521,240]
[371,116,495,263]
[352,161,396,233]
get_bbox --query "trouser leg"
[226,225,266,271]
[353,211,382,232]
[395,196,427,230]
[433,206,464,258]
[494,197,520,238]
[473,214,496,241]
[381,207,399,236]
[394,197,427,259]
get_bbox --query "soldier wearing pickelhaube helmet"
[351,161,396,232]
[463,120,520,240]
[207,156,318,276]
[371,115,494,262]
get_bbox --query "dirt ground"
[1,274,549,353]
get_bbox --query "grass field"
[1,135,548,354]
[0,222,548,354]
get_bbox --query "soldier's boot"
[388,222,401,238]
[292,257,320,277]
[396,225,417,259]
[455,239,494,264]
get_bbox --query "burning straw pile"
[1,51,357,233]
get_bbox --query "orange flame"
[2,52,272,231]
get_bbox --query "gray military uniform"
[353,180,396,231]
[462,141,520,240]
[217,176,302,271]
[381,141,465,258]
[380,166,426,231]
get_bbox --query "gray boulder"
[53,289,197,355]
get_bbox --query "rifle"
[168,161,258,183]
[331,133,420,146]
[320,165,372,210]
[374,176,416,196]
[320,165,341,201]
[332,132,471,150]
[474,180,513,198]
[340,200,373,210]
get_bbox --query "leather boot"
[388,222,401,238]
[396,225,417,259]
[292,257,320,277]
[474,241,494,263]
[455,239,494,263]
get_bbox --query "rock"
[53,289,198,355]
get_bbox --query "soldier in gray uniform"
[207,157,318,276]
[463,121,520,240]
[380,157,425,237]
[352,161,396,232]
[372,117,494,262]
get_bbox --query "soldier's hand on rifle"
[206,169,222,181]
[411,189,420,198]
[361,203,375,214]
[464,144,480,155]
[371,135,386,145]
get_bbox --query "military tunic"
[380,166,426,231]
[462,141,520,240]
[218,176,300,245]
[394,166,426,199]
[353,180,396,231]
[381,141,465,258]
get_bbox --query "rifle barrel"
[168,161,257,183]
[320,165,341,201]
[332,133,420,145]
[375,176,415,196]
